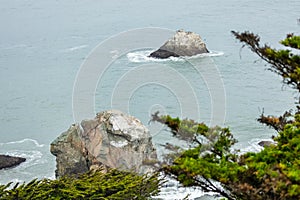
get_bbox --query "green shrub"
[0,169,160,200]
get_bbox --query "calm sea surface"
[0,0,299,197]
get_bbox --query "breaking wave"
[0,138,44,148]
[0,138,55,185]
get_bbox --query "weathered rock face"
[149,30,209,59]
[0,155,26,170]
[50,110,157,178]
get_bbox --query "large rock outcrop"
[0,155,26,170]
[50,110,157,178]
[149,30,209,59]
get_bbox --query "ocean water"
[0,0,299,198]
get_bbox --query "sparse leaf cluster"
[232,31,300,100]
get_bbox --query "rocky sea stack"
[50,110,157,178]
[0,155,26,170]
[149,29,209,59]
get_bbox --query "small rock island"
[0,155,26,170]
[149,29,209,59]
[50,110,157,178]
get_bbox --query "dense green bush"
[0,169,160,200]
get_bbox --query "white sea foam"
[62,45,88,52]
[2,44,30,50]
[237,138,275,155]
[0,147,53,185]
[126,50,168,63]
[0,138,46,183]
[187,51,224,58]
[0,138,44,148]
[7,150,43,164]
[126,50,224,63]
[110,50,120,59]
[153,176,218,200]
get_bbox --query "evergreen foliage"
[0,169,160,200]
[154,114,300,200]
[153,32,300,199]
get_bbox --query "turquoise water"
[0,0,299,196]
